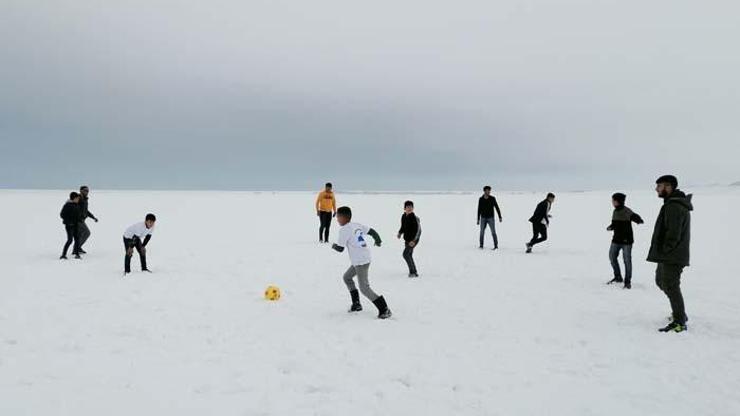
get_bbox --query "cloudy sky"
[1,0,738,190]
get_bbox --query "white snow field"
[1,188,739,416]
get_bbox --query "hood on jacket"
[665,190,694,211]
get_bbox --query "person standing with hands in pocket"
[315,182,337,243]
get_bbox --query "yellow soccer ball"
[264,285,281,301]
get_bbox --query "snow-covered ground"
[1,188,739,415]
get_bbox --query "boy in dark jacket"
[477,186,502,249]
[397,200,422,277]
[647,175,693,333]
[526,193,555,253]
[59,192,82,259]
[606,193,644,288]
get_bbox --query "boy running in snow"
[526,193,555,253]
[123,213,156,275]
[397,200,421,277]
[59,192,82,259]
[606,193,644,289]
[332,206,392,319]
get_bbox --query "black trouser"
[62,224,80,256]
[77,221,91,249]
[123,237,147,273]
[529,223,548,246]
[319,211,332,242]
[655,263,687,324]
[403,242,418,274]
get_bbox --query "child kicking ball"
[332,206,392,319]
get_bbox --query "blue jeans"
[609,243,632,282]
[479,217,498,248]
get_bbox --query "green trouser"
[655,263,687,324]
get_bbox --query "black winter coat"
[478,196,502,220]
[647,190,693,266]
[60,201,82,225]
[608,206,644,245]
[398,213,422,243]
[529,200,550,224]
[79,196,96,221]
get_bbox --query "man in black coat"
[397,200,422,277]
[59,192,82,259]
[77,185,99,254]
[607,192,644,289]
[477,186,503,249]
[647,175,693,333]
[526,193,555,253]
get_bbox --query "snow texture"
[1,189,739,415]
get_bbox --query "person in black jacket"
[477,186,502,249]
[397,200,422,277]
[606,193,644,288]
[59,192,82,259]
[77,185,99,254]
[647,175,693,333]
[526,193,555,253]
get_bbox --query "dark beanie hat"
[656,175,678,189]
[612,193,626,204]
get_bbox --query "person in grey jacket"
[647,175,693,333]
[77,185,99,254]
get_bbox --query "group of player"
[59,186,156,275]
[313,176,692,332]
[58,175,692,331]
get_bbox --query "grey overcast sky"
[1,0,738,191]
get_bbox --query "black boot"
[348,289,362,312]
[372,296,392,319]
[607,277,623,285]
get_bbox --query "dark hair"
[336,206,352,219]
[656,175,678,189]
[145,213,156,222]
[612,192,626,204]
[80,185,89,191]
[404,200,414,208]
[483,186,491,191]
[325,182,333,188]
[69,192,80,200]
[547,193,556,199]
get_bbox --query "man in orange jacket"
[316,182,337,243]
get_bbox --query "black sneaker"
[408,273,419,278]
[659,321,687,333]
[74,254,82,259]
[623,281,632,289]
[607,277,623,285]
[525,243,533,253]
[59,255,68,260]
[142,269,152,273]
[492,246,499,251]
[78,249,87,254]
